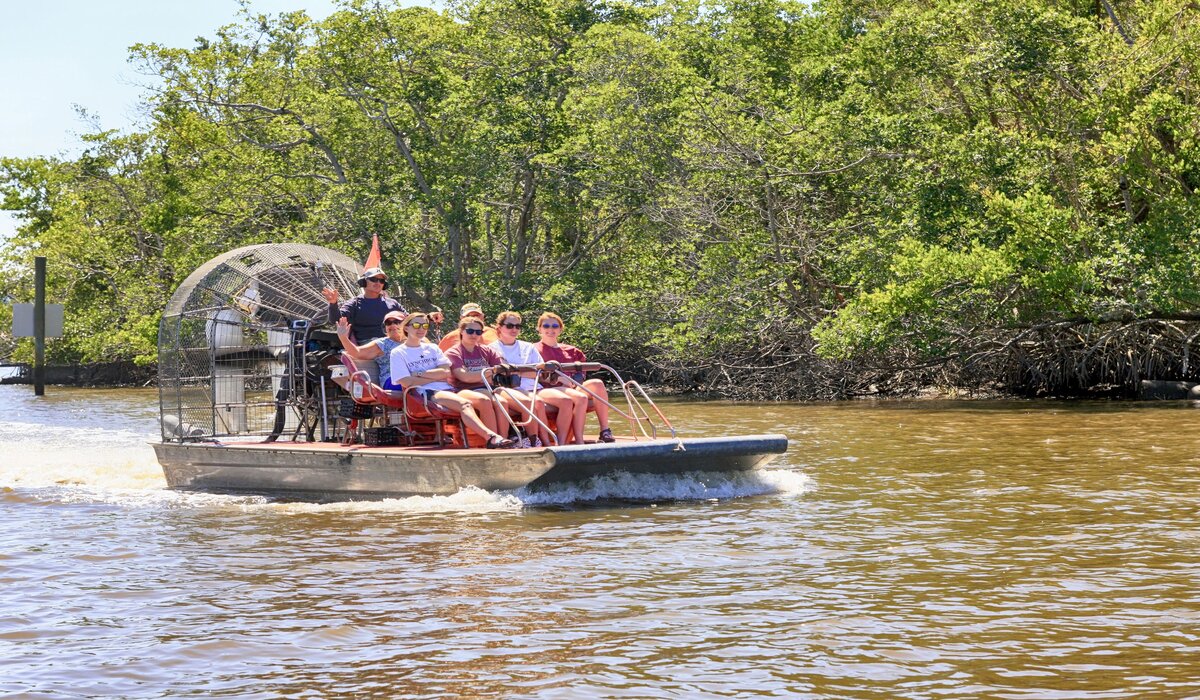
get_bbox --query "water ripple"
[1,388,1199,697]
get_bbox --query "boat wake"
[4,451,811,512]
[512,468,813,506]
[0,419,809,512]
[0,426,166,493]
[252,469,812,513]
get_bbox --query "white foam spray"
[0,415,811,512]
[513,468,813,506]
[268,486,526,514]
[276,469,815,513]
[0,421,166,493]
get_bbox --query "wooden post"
[34,256,46,396]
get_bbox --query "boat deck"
[212,435,636,454]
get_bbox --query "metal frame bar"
[480,368,559,445]
[481,362,677,443]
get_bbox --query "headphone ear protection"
[358,267,386,289]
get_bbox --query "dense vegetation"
[4,0,1200,398]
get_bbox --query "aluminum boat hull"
[153,434,789,499]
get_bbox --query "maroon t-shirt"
[535,342,587,386]
[445,343,504,391]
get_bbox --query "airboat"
[154,243,788,500]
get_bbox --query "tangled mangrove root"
[964,319,1200,397]
[633,319,1200,401]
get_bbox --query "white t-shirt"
[389,342,453,393]
[488,339,543,392]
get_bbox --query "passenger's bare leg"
[500,390,552,445]
[431,391,501,442]
[493,393,520,436]
[583,379,611,432]
[459,389,498,433]
[534,403,555,445]
[563,387,590,443]
[520,390,555,445]
[540,388,579,445]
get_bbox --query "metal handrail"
[480,367,559,445]
[481,362,676,443]
[543,365,645,438]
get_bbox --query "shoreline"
[4,363,1196,401]
[0,361,155,388]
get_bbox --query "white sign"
[12,303,64,338]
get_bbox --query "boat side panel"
[154,434,790,499]
[532,434,789,488]
[154,442,557,497]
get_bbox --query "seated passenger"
[444,316,509,440]
[334,311,407,389]
[488,311,587,446]
[535,312,616,443]
[439,302,499,351]
[390,313,516,449]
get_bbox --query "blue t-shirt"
[372,337,404,390]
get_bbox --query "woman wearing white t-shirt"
[488,310,585,446]
[390,313,516,449]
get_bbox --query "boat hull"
[153,434,789,500]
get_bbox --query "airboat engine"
[158,243,360,442]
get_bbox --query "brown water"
[1,385,1198,698]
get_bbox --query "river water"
[1,385,1197,698]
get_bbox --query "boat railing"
[481,362,676,443]
[480,367,563,445]
[538,363,674,441]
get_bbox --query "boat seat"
[339,355,466,447]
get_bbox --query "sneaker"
[532,437,544,448]
[598,428,615,443]
[516,436,533,449]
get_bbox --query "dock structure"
[0,363,30,385]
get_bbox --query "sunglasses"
[540,323,561,329]
[500,322,522,329]
[384,319,404,327]
[408,321,430,330]
[367,277,387,284]
[462,328,485,336]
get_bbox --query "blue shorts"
[381,380,439,404]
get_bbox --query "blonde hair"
[400,313,429,333]
[537,312,564,330]
[494,310,522,328]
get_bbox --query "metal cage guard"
[158,243,359,444]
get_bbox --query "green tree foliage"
[1,131,184,364]
[809,0,1200,383]
[3,0,1198,396]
